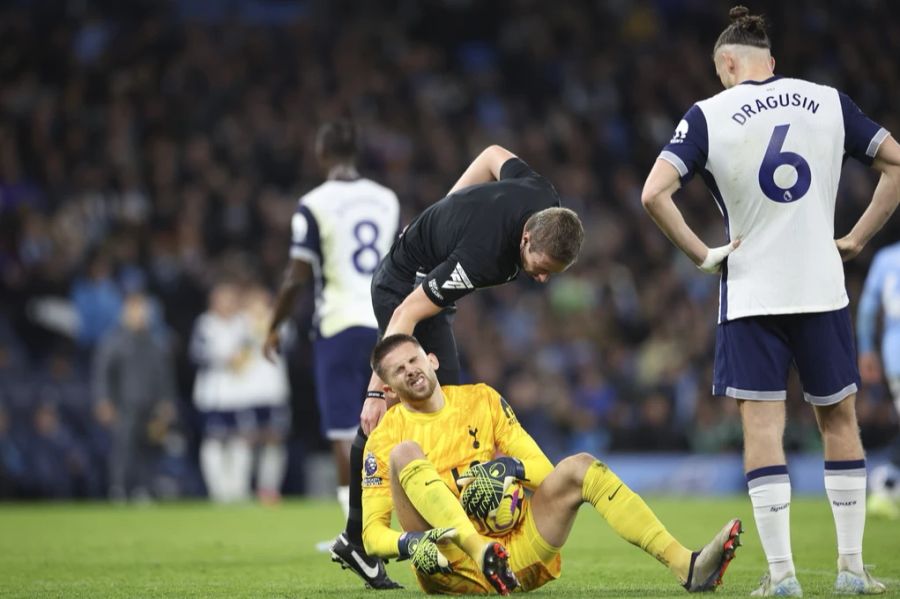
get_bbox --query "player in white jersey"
[263,120,401,587]
[190,282,256,502]
[641,6,900,596]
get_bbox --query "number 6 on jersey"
[758,124,811,203]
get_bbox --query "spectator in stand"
[71,250,123,349]
[26,400,96,498]
[0,403,27,497]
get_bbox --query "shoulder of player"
[445,382,501,403]
[299,179,399,212]
[358,177,400,198]
[367,409,401,448]
[705,77,836,103]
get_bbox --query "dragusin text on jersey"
[732,93,819,125]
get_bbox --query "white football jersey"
[190,312,253,411]
[291,178,400,337]
[660,76,889,322]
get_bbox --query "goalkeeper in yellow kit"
[362,334,743,595]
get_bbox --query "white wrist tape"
[698,243,736,273]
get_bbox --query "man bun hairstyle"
[714,5,770,53]
[316,119,358,162]
[371,334,421,380]
[524,207,584,267]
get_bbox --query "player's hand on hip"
[835,235,863,262]
[360,395,388,435]
[698,239,741,273]
[262,330,281,363]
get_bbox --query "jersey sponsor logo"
[669,119,689,144]
[442,263,473,290]
[362,476,383,487]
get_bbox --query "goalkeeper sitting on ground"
[361,334,743,595]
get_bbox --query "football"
[481,480,526,535]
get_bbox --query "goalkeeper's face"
[381,342,440,403]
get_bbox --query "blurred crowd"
[2,0,899,499]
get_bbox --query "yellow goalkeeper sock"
[399,459,486,564]
[582,460,691,582]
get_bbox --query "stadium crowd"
[1,0,899,498]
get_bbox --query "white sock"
[337,485,350,519]
[747,466,795,582]
[258,443,287,494]
[225,437,253,502]
[824,460,867,575]
[201,438,228,502]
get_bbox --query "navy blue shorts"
[242,405,291,436]
[201,409,255,437]
[314,326,379,440]
[713,308,860,405]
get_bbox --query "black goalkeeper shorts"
[370,260,461,386]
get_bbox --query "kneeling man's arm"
[362,493,402,559]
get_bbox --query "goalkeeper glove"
[456,457,526,521]
[397,528,456,575]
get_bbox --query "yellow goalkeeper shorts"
[413,500,562,594]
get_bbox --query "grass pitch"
[1,497,897,598]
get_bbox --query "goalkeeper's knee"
[389,440,426,472]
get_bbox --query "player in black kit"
[330,145,584,589]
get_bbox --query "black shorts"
[371,260,460,385]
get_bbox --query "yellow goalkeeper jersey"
[361,383,554,558]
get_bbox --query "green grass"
[0,497,897,597]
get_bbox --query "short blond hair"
[524,207,584,266]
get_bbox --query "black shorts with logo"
[370,259,461,386]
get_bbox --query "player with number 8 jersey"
[641,6,900,596]
[264,121,400,587]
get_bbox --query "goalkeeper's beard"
[396,370,438,402]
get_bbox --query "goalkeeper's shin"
[582,460,691,581]
[398,459,485,564]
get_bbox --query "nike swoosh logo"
[425,479,442,486]
[350,549,381,579]
[608,484,623,501]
